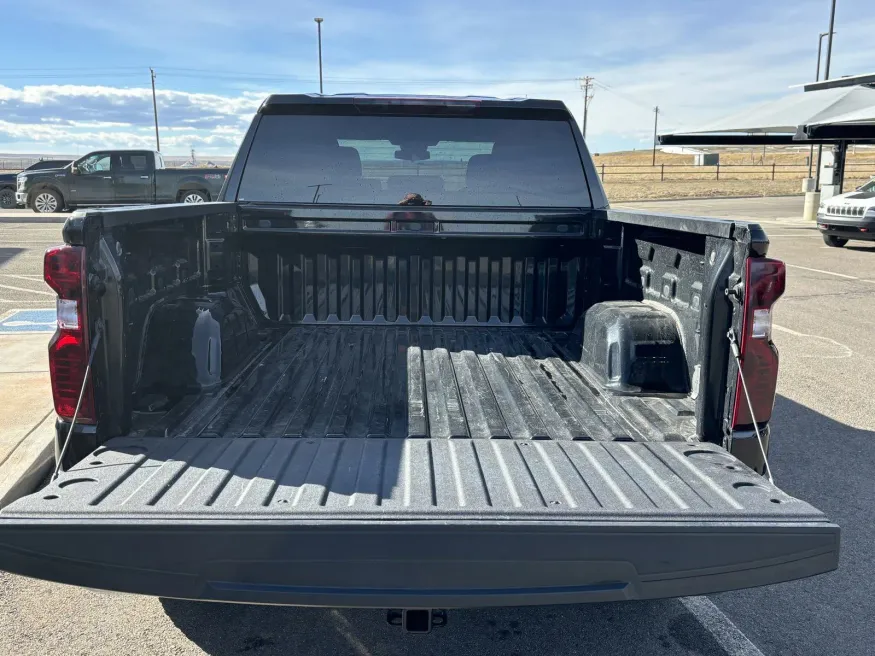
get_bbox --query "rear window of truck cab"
[237,114,591,208]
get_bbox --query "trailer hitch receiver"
[386,609,447,633]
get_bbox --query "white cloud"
[0,84,260,155]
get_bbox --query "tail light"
[731,257,786,428]
[44,245,96,423]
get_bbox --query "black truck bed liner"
[133,325,696,442]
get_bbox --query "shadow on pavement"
[0,248,24,268]
[713,394,874,656]
[161,597,734,656]
[845,243,875,253]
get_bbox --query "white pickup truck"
[818,177,875,247]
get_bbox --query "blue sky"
[1,0,873,156]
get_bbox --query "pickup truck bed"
[0,94,839,611]
[133,325,695,442]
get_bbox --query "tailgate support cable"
[52,320,103,481]
[727,329,774,484]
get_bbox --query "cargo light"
[731,258,785,428]
[44,245,95,423]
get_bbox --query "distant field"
[5,148,873,203]
[593,148,875,201]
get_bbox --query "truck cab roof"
[83,149,161,155]
[259,93,570,113]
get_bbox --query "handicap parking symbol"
[0,309,57,333]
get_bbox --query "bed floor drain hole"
[732,481,771,492]
[58,477,98,488]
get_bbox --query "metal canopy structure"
[659,85,875,146]
[804,71,875,92]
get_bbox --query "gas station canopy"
[659,81,875,146]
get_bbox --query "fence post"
[771,162,776,180]
[716,163,720,180]
[661,163,665,181]
[601,163,605,179]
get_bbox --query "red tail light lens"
[44,245,96,423]
[731,257,786,428]
[44,245,85,299]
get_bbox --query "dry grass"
[6,148,873,203]
[604,177,872,202]
[593,148,875,201]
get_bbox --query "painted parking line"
[773,324,853,359]
[681,596,765,656]
[0,274,43,281]
[785,264,859,280]
[0,283,55,296]
[0,309,56,333]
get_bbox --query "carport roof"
[659,86,875,145]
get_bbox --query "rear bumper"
[0,437,840,607]
[817,213,875,240]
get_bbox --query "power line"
[593,80,664,115]
[0,64,580,86]
[0,66,147,71]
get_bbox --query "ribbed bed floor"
[133,326,696,442]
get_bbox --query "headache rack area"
[129,325,697,443]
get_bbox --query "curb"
[0,411,54,508]
[613,194,804,204]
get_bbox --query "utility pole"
[652,106,660,166]
[149,68,160,152]
[578,76,594,138]
[314,18,324,94]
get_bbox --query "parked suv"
[818,177,875,246]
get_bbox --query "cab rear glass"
[237,114,591,208]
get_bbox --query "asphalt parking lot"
[0,210,67,315]
[0,198,873,655]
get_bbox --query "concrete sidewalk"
[0,332,55,507]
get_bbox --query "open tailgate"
[0,437,838,607]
